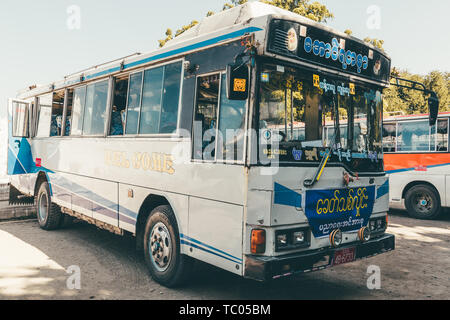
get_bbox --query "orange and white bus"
[383,112,450,219]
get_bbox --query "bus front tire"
[405,184,442,220]
[143,205,193,288]
[35,181,62,230]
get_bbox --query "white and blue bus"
[7,2,400,287]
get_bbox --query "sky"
[0,0,449,175]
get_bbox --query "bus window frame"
[35,93,54,139]
[217,72,249,165]
[49,89,66,138]
[191,70,247,165]
[81,78,111,137]
[384,117,450,154]
[113,58,185,139]
[191,71,223,164]
[64,78,110,138]
[434,117,449,152]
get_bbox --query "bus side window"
[139,66,164,134]
[125,72,143,135]
[397,120,429,152]
[110,76,129,136]
[71,86,87,136]
[217,73,246,162]
[382,123,396,152]
[435,119,448,152]
[35,94,53,138]
[82,80,109,136]
[50,90,65,137]
[139,61,182,135]
[12,101,30,138]
[193,74,220,161]
[63,89,74,136]
[159,62,182,134]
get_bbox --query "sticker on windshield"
[261,73,269,83]
[313,74,320,88]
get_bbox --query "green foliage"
[363,37,385,51]
[344,29,353,36]
[157,1,449,116]
[384,70,450,116]
[261,0,334,22]
[159,0,333,47]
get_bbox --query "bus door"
[7,99,33,177]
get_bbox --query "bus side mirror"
[227,64,249,100]
[428,91,439,126]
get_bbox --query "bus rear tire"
[405,184,442,220]
[143,205,193,287]
[35,181,62,230]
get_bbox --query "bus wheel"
[35,181,62,230]
[143,205,192,287]
[405,184,442,220]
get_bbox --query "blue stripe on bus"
[180,234,242,263]
[376,180,389,199]
[180,240,242,265]
[274,183,302,208]
[49,175,137,220]
[78,26,263,83]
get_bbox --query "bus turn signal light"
[251,229,266,254]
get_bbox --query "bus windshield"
[258,63,384,173]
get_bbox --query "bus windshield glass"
[258,63,383,173]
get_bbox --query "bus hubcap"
[38,193,48,221]
[415,194,432,213]
[149,222,172,272]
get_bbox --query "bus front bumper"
[244,233,395,281]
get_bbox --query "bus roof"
[17,2,389,99]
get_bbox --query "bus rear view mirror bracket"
[390,76,440,126]
[226,63,249,101]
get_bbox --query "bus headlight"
[369,217,387,234]
[276,233,288,248]
[293,231,305,245]
[358,227,371,242]
[275,228,310,251]
[329,229,343,248]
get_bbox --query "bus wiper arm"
[303,149,331,187]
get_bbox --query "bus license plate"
[332,248,356,266]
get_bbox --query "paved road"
[0,211,449,300]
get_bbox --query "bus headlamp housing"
[275,228,310,252]
[369,217,387,234]
[358,227,371,242]
[329,229,343,248]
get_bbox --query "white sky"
[1,0,449,177]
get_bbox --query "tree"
[344,29,353,36]
[343,29,385,50]
[159,0,333,47]
[424,71,450,112]
[384,70,450,116]
[363,37,384,51]
[260,0,333,22]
